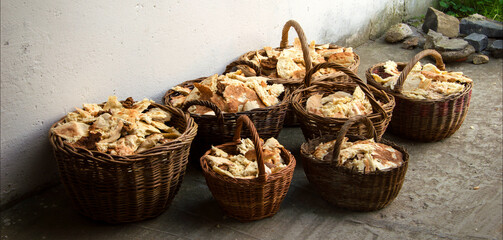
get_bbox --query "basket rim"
[366,61,474,103]
[291,81,396,123]
[300,134,409,176]
[239,44,361,83]
[49,102,198,164]
[200,141,296,184]
[163,76,290,119]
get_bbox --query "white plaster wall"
[0,0,433,207]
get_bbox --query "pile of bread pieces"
[371,61,472,100]
[170,70,285,114]
[205,137,287,179]
[248,38,356,79]
[305,86,373,118]
[312,137,403,173]
[52,96,181,156]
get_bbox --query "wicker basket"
[300,115,409,211]
[291,62,395,141]
[239,20,361,126]
[200,115,296,221]
[163,60,288,161]
[49,102,198,223]
[365,49,473,142]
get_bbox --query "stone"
[385,23,413,43]
[440,45,476,62]
[472,54,489,64]
[464,33,488,52]
[488,40,503,58]
[460,14,503,38]
[423,30,468,51]
[424,30,445,49]
[422,7,460,38]
[402,37,419,49]
[435,38,469,51]
[417,36,426,48]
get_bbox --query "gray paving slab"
[1,39,502,240]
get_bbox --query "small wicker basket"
[200,115,296,221]
[163,60,288,161]
[365,49,473,142]
[239,20,360,126]
[300,115,409,211]
[291,62,395,141]
[49,102,197,223]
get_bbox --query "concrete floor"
[1,39,502,240]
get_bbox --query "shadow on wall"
[1,120,61,211]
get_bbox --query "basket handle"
[279,19,313,72]
[304,62,388,120]
[223,60,261,76]
[181,100,225,124]
[331,115,378,165]
[395,49,446,92]
[233,115,267,182]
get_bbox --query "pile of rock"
[384,7,503,64]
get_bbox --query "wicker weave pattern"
[49,103,197,223]
[200,115,296,221]
[365,50,472,141]
[163,61,288,160]
[238,20,361,126]
[292,62,395,140]
[300,116,409,211]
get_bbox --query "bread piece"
[277,55,302,79]
[132,98,154,113]
[247,80,280,107]
[133,121,161,138]
[243,100,261,111]
[67,107,95,124]
[306,93,323,116]
[330,139,403,173]
[114,108,140,129]
[136,133,163,153]
[327,52,355,67]
[170,95,186,107]
[171,86,192,96]
[103,96,122,113]
[83,104,103,116]
[99,121,123,143]
[109,135,144,156]
[53,121,90,143]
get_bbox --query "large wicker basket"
[239,20,361,126]
[291,62,395,141]
[365,49,473,142]
[200,115,296,221]
[163,60,288,161]
[300,115,409,211]
[49,102,198,223]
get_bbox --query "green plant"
[438,0,503,21]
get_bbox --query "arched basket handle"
[395,49,445,92]
[331,115,377,165]
[279,20,313,72]
[304,62,388,120]
[233,115,267,182]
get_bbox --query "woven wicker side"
[292,62,395,140]
[163,60,288,161]
[300,115,409,211]
[365,49,473,141]
[238,20,361,126]
[200,115,296,221]
[49,103,197,223]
